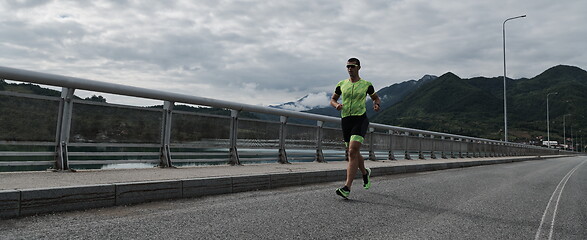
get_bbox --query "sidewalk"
[0,155,566,219]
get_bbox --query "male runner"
[330,57,381,199]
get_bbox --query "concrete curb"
[0,156,556,219]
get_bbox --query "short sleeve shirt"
[334,78,375,118]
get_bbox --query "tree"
[85,95,107,103]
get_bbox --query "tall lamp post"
[571,123,575,152]
[580,131,583,153]
[563,114,571,150]
[503,15,526,142]
[546,92,558,148]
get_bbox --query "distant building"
[542,141,558,147]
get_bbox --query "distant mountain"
[270,92,331,111]
[364,74,437,117]
[373,72,502,138]
[373,65,587,142]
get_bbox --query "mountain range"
[271,65,587,144]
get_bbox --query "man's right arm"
[330,93,343,110]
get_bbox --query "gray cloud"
[1,0,586,106]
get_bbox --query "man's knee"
[348,143,361,156]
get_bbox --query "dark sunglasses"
[346,64,359,69]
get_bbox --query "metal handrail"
[0,65,564,170]
[1,65,529,145]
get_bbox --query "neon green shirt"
[334,78,375,118]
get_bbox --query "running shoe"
[363,168,371,189]
[336,187,350,199]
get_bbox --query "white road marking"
[534,160,586,240]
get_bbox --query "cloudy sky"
[1,0,586,107]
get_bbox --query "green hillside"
[373,65,587,144]
[374,72,502,138]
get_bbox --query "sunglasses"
[346,64,359,69]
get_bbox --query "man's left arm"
[370,93,381,112]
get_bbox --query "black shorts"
[341,114,369,144]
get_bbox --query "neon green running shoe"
[363,168,371,190]
[336,187,350,199]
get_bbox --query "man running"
[330,57,381,199]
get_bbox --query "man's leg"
[345,140,367,188]
[345,146,349,161]
[357,152,366,174]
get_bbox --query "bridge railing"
[0,66,562,171]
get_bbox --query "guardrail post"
[449,137,456,158]
[54,87,75,171]
[430,135,437,159]
[159,101,174,168]
[472,140,478,158]
[368,128,377,161]
[483,141,488,157]
[509,144,513,156]
[465,139,475,158]
[483,141,491,157]
[404,132,411,160]
[278,116,289,164]
[496,142,501,157]
[497,143,503,157]
[469,140,474,158]
[315,121,325,163]
[512,144,516,156]
[440,136,447,159]
[229,110,241,165]
[458,138,464,158]
[418,134,425,159]
[388,130,396,160]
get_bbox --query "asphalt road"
[1,156,585,240]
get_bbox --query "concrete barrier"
[20,185,115,216]
[183,177,232,198]
[301,171,328,185]
[270,173,303,189]
[115,180,182,206]
[325,169,346,182]
[0,190,19,219]
[232,175,271,193]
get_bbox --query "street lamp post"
[580,132,583,153]
[571,123,577,152]
[546,92,558,148]
[503,15,526,142]
[563,114,571,150]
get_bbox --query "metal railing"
[0,66,562,171]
